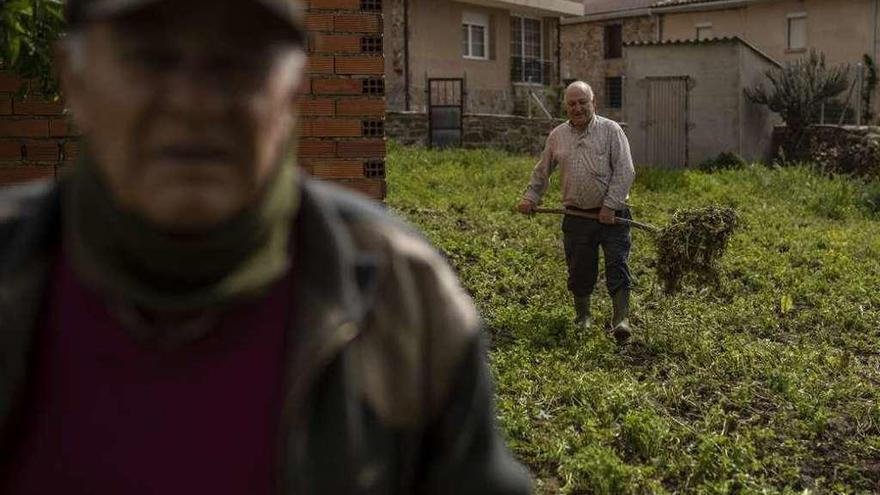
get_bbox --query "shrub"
[860,180,880,216]
[698,152,747,172]
[746,50,849,161]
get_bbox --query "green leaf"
[780,294,794,315]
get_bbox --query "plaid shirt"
[523,115,635,210]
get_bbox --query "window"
[604,24,622,59]
[360,0,381,11]
[787,13,807,50]
[605,77,623,109]
[695,23,713,40]
[462,11,489,59]
[511,16,544,83]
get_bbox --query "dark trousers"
[562,208,633,298]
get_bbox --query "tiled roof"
[584,0,654,15]
[624,36,781,67]
[624,35,739,46]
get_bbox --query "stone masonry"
[387,111,565,155]
[560,16,655,123]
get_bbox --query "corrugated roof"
[625,35,781,67]
[584,0,654,15]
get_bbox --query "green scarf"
[63,156,299,311]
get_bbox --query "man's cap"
[65,0,306,45]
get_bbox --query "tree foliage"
[745,50,849,150]
[0,0,65,97]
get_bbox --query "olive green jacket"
[0,177,532,494]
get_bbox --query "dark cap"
[65,0,306,44]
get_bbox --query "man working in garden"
[0,0,531,493]
[517,81,636,342]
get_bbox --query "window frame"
[604,24,623,60]
[786,13,807,51]
[605,76,623,109]
[462,11,490,60]
[511,15,545,85]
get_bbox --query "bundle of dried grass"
[655,206,739,293]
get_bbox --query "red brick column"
[0,0,386,200]
[300,0,386,199]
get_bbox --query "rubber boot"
[611,289,632,343]
[573,295,592,330]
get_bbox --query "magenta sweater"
[5,253,290,494]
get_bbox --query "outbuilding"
[623,36,781,168]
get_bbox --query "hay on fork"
[655,206,738,293]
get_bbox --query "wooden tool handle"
[532,207,658,233]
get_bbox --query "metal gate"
[428,78,464,148]
[646,76,689,168]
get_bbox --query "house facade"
[655,0,880,121]
[563,0,880,124]
[383,0,583,116]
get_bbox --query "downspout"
[556,17,562,86]
[658,13,664,42]
[404,0,411,111]
[874,0,878,62]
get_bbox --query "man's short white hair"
[565,81,594,102]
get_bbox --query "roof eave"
[562,8,653,24]
[651,0,769,14]
[453,0,583,17]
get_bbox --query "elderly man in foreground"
[518,81,636,342]
[0,1,531,493]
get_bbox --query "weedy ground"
[385,142,880,495]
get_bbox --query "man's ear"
[287,49,307,100]
[55,37,92,133]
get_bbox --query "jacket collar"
[0,181,60,456]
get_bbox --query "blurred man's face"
[61,0,305,231]
[565,84,595,129]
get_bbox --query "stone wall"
[387,111,564,155]
[560,16,656,122]
[773,125,880,178]
[386,111,430,146]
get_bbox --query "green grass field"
[385,142,880,494]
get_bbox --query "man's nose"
[164,63,230,116]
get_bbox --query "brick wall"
[0,71,75,185]
[0,0,387,200]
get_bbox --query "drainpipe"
[556,17,562,86]
[656,13,664,42]
[874,0,878,62]
[404,0,411,111]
